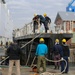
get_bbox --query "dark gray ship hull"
[14,33,73,65]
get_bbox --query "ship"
[13,20,73,65]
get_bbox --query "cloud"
[6,1,66,14]
[5,0,71,28]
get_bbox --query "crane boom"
[66,0,75,12]
[68,0,75,5]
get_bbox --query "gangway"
[66,0,75,12]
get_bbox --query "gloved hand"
[61,57,64,60]
[68,57,70,61]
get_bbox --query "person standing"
[52,39,63,69]
[33,14,49,33]
[61,39,70,74]
[35,38,48,73]
[43,13,51,32]
[7,41,21,75]
[33,14,39,33]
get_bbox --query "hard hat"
[43,13,47,17]
[55,39,59,42]
[62,39,66,42]
[34,13,37,17]
[39,38,44,42]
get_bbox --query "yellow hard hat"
[55,39,59,42]
[43,13,47,17]
[62,39,66,42]
[34,13,37,17]
[39,38,44,42]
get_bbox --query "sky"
[0,0,73,38]
[5,0,71,28]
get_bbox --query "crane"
[66,0,75,12]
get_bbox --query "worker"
[35,38,48,73]
[33,14,49,33]
[43,13,51,31]
[52,39,63,69]
[33,14,39,33]
[61,39,70,74]
[7,41,21,75]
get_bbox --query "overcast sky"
[0,0,74,38]
[5,0,72,28]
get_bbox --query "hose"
[40,57,67,75]
[30,56,67,75]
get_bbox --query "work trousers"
[54,54,60,67]
[8,60,21,75]
[61,56,69,73]
[33,20,49,33]
[37,56,46,73]
[43,22,49,33]
[33,21,38,33]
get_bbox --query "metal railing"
[13,22,73,38]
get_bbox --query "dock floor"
[0,65,75,75]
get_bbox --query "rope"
[30,56,36,67]
[0,33,42,65]
[29,56,67,75]
[25,33,42,65]
[40,58,67,75]
[25,41,33,66]
[21,33,42,49]
[0,56,9,64]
